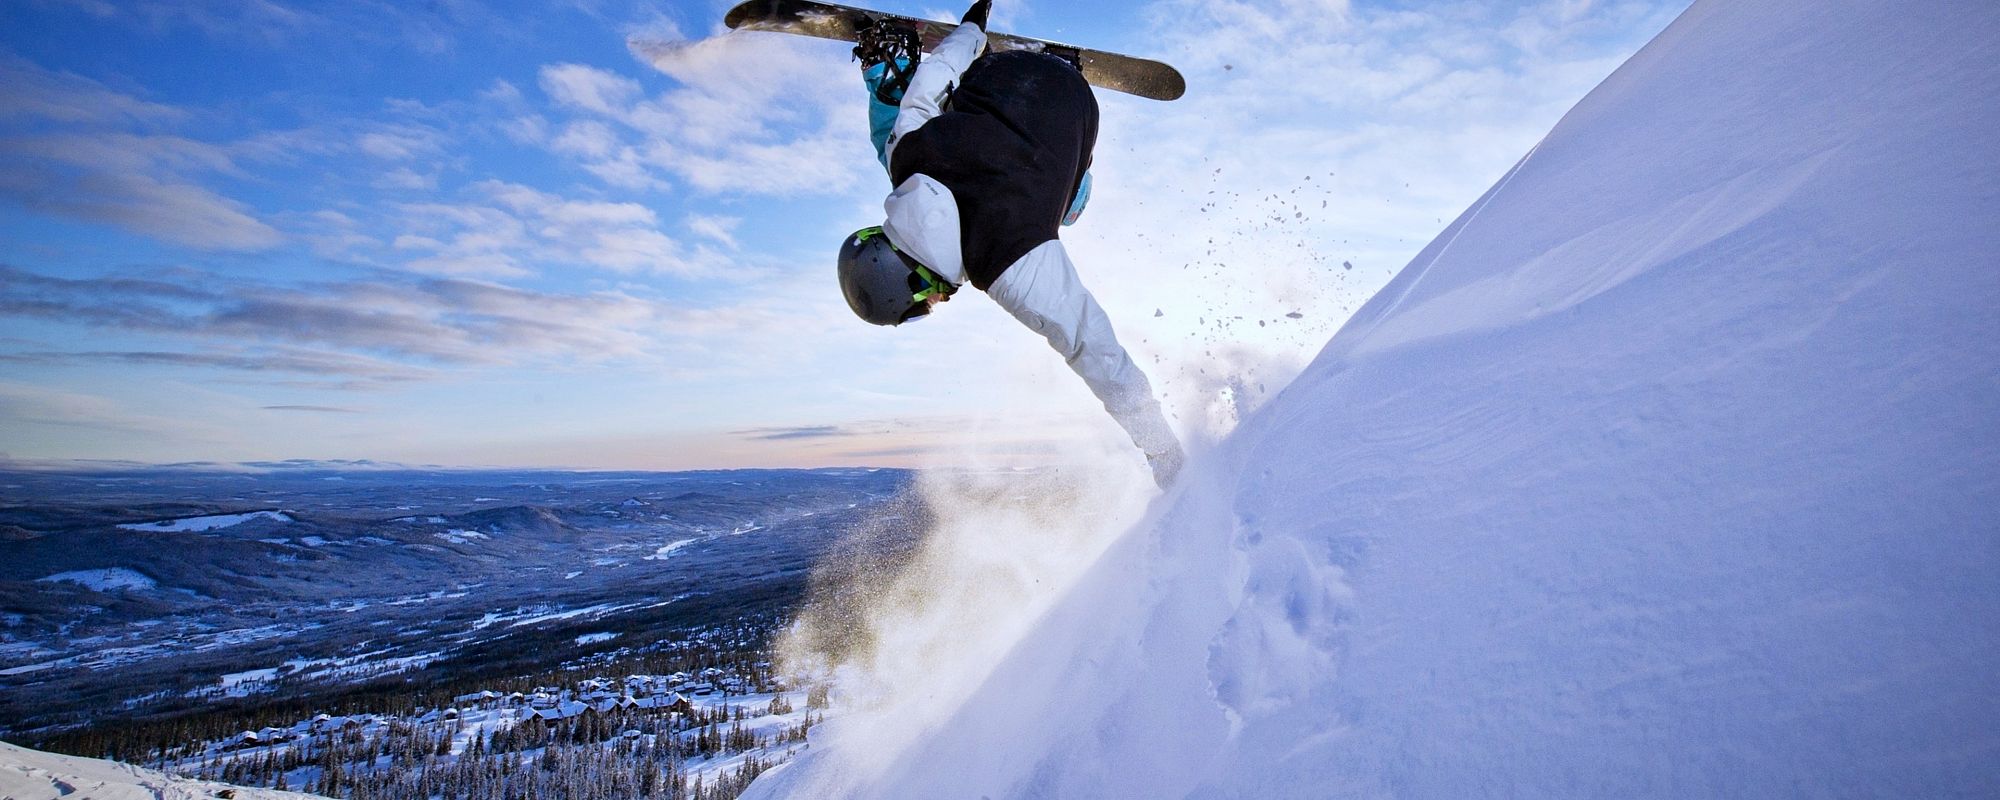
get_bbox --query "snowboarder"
[836,0,1185,487]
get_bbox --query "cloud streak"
[0,381,219,439]
[734,425,855,441]
[0,264,668,368]
[387,180,727,278]
[0,348,428,383]
[0,60,283,251]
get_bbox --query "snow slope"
[747,0,2000,796]
[116,511,293,533]
[0,741,323,800]
[35,568,156,591]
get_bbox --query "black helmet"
[838,227,953,326]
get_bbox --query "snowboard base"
[724,0,1186,102]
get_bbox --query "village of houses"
[181,665,827,799]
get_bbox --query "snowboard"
[724,0,1187,102]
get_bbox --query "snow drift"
[0,741,322,800]
[747,0,2000,796]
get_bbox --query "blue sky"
[0,0,1687,471]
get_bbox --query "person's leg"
[860,60,909,172]
[855,21,920,173]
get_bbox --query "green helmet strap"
[854,227,952,304]
[911,264,955,303]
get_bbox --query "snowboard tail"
[725,0,1186,102]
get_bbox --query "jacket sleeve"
[985,241,1184,479]
[885,22,987,165]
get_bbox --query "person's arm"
[985,241,1185,487]
[885,19,987,165]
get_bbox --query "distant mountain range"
[0,467,918,738]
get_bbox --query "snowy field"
[35,568,156,592]
[116,511,294,533]
[0,741,320,800]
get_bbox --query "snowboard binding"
[853,18,921,105]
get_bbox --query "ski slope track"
[747,0,1999,796]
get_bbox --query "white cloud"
[491,182,656,227]
[41,0,315,45]
[0,264,679,368]
[579,149,662,191]
[392,234,445,250]
[482,79,527,105]
[541,63,644,115]
[0,60,286,251]
[386,180,719,278]
[552,119,619,158]
[55,171,284,251]
[0,381,217,438]
[506,31,870,197]
[0,152,281,251]
[687,214,740,249]
[395,201,534,277]
[0,56,184,124]
[650,128,857,195]
[376,166,438,190]
[579,227,679,273]
[501,113,551,145]
[293,208,381,260]
[357,125,445,161]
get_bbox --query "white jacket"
[880,24,1184,484]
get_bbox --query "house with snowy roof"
[521,700,594,725]
[454,690,501,707]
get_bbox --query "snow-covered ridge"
[0,740,321,800]
[434,528,491,544]
[117,510,293,532]
[36,568,156,591]
[746,0,2000,796]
